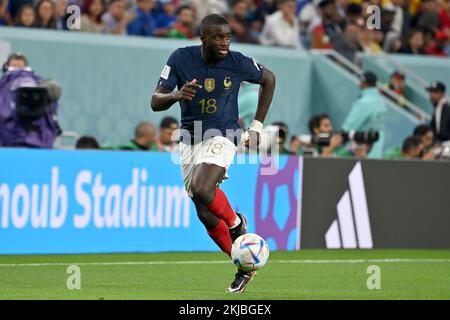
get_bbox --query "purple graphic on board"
[254,156,301,250]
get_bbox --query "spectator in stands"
[227,0,260,44]
[254,0,278,23]
[0,0,9,25]
[391,0,407,36]
[80,0,105,33]
[102,0,135,35]
[191,0,229,25]
[381,4,402,52]
[151,116,179,152]
[440,0,450,38]
[35,0,57,29]
[425,30,449,56]
[400,28,425,54]
[75,136,101,149]
[117,122,157,150]
[260,0,301,48]
[342,71,387,158]
[382,70,406,106]
[167,4,196,39]
[243,0,263,36]
[411,0,441,38]
[345,2,363,26]
[127,0,156,36]
[310,0,344,49]
[5,0,33,23]
[358,26,383,54]
[54,0,69,30]
[427,81,450,142]
[291,113,344,157]
[335,0,348,19]
[14,3,35,27]
[332,22,362,61]
[154,0,177,37]
[298,0,321,47]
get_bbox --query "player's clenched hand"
[241,120,263,150]
[244,129,260,149]
[173,79,202,101]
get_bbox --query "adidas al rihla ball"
[231,233,270,272]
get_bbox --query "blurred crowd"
[0,0,449,57]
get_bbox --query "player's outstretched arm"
[254,68,276,123]
[244,68,276,148]
[150,79,201,112]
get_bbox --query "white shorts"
[179,136,237,197]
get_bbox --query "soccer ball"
[231,233,270,272]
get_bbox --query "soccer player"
[150,14,276,292]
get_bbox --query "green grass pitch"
[0,250,449,300]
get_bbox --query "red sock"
[206,188,236,228]
[207,220,232,257]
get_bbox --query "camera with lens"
[297,130,379,147]
[258,124,289,154]
[432,141,450,160]
[16,87,51,118]
[0,64,62,148]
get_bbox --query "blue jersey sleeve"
[240,55,264,83]
[158,49,179,91]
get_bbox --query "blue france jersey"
[157,45,263,144]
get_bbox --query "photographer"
[290,113,343,157]
[258,121,295,155]
[342,71,387,158]
[0,53,62,148]
[385,135,424,160]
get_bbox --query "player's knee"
[190,181,215,204]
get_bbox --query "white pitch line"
[0,258,449,267]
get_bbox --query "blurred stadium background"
[0,0,449,299]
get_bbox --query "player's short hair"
[413,124,433,137]
[200,14,229,35]
[160,116,179,129]
[402,135,422,153]
[308,113,329,134]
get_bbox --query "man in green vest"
[117,122,157,151]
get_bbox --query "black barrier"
[300,158,450,249]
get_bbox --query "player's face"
[202,24,231,61]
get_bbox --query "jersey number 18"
[199,98,218,114]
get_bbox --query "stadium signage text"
[0,167,190,229]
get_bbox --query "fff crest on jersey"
[204,78,215,92]
[224,77,232,90]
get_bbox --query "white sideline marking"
[0,259,449,268]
